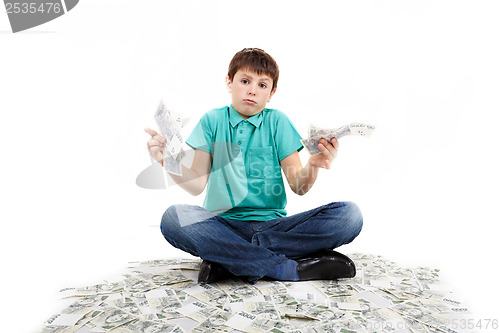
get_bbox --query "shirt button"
[238,141,242,145]
[239,130,243,134]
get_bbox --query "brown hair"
[227,48,279,92]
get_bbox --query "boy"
[145,48,362,284]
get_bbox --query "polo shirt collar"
[229,105,264,128]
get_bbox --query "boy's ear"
[225,76,232,93]
[267,87,277,102]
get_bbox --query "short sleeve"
[273,110,303,161]
[186,112,214,154]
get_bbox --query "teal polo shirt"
[186,105,303,221]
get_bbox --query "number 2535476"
[5,2,62,14]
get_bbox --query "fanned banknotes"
[42,254,473,333]
[301,123,375,155]
[154,101,184,176]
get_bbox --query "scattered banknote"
[59,282,124,298]
[43,253,472,333]
[216,280,262,301]
[40,324,85,333]
[310,280,355,297]
[191,310,233,333]
[111,319,182,333]
[154,100,184,176]
[128,258,201,271]
[145,287,183,320]
[87,305,136,331]
[253,280,288,296]
[301,123,375,155]
[176,300,219,322]
[225,310,292,333]
[183,283,229,308]
[243,297,282,320]
[43,295,108,326]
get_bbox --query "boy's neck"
[232,105,264,120]
[237,111,250,120]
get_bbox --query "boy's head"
[226,48,280,119]
[227,48,279,92]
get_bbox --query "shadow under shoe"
[197,260,238,284]
[296,249,356,281]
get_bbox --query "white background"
[1,1,499,332]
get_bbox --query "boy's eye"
[260,83,268,89]
[241,79,249,84]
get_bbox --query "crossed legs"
[160,202,363,282]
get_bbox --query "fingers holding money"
[301,123,374,155]
[319,138,338,154]
[145,128,166,144]
[316,138,338,169]
[144,127,166,165]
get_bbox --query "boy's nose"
[248,84,256,95]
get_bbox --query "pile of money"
[154,101,184,176]
[301,123,375,155]
[40,254,472,333]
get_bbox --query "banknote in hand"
[301,123,375,155]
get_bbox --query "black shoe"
[296,249,356,281]
[197,260,237,284]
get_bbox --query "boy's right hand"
[144,128,166,165]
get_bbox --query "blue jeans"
[160,202,363,283]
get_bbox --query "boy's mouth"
[243,99,256,105]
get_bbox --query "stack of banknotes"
[154,101,184,176]
[39,253,474,333]
[301,123,375,155]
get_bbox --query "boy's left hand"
[309,138,338,169]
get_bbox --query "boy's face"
[226,69,276,119]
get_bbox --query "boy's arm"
[169,149,212,196]
[145,128,212,196]
[281,138,339,195]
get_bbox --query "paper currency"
[107,298,144,317]
[354,308,408,333]
[183,283,228,308]
[301,123,375,155]
[43,295,107,326]
[225,310,291,333]
[123,275,157,294]
[43,253,472,333]
[216,280,262,301]
[304,304,346,321]
[87,305,136,331]
[190,310,233,333]
[154,100,184,176]
[309,316,363,333]
[310,280,355,297]
[144,287,183,320]
[176,300,218,322]
[275,296,320,319]
[111,319,181,333]
[128,258,201,270]
[59,282,124,298]
[124,270,190,289]
[253,280,288,296]
[40,324,84,333]
[392,300,452,331]
[243,297,282,320]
